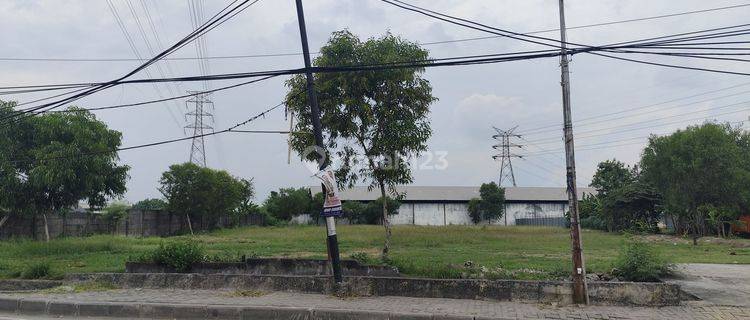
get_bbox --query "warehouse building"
[309,186,596,226]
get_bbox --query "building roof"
[309,186,596,202]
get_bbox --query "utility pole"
[558,0,588,304]
[294,0,343,284]
[492,126,523,187]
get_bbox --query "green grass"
[0,225,747,280]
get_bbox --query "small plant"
[349,252,374,265]
[612,239,673,282]
[22,262,52,279]
[149,241,205,272]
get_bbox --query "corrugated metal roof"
[309,186,596,202]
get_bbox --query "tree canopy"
[0,102,129,239]
[640,122,750,236]
[159,162,253,230]
[263,187,314,221]
[284,30,436,257]
[582,159,661,232]
[479,182,505,222]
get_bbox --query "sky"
[1,0,749,203]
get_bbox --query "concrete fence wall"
[295,201,570,227]
[0,210,264,240]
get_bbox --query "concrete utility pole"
[294,0,343,284]
[558,0,589,304]
[492,126,523,187]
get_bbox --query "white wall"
[501,202,568,226]
[413,203,445,225]
[445,203,472,225]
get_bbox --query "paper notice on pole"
[314,169,343,217]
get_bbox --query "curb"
[0,297,504,320]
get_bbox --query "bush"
[132,198,167,211]
[148,241,205,272]
[612,239,672,282]
[349,252,375,265]
[22,262,52,279]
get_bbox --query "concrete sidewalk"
[0,289,748,320]
[664,263,750,307]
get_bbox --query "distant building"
[309,186,596,227]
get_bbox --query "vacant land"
[0,225,748,280]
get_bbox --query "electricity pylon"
[185,91,214,167]
[492,126,523,187]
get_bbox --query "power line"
[520,86,750,136]
[524,104,750,145]
[8,99,286,165]
[1,0,262,124]
[380,0,750,77]
[2,2,747,62]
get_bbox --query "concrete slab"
[664,263,750,307]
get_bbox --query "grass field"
[0,225,748,280]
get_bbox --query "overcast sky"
[2,0,749,203]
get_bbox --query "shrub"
[148,241,205,272]
[132,198,167,211]
[22,262,52,279]
[349,252,375,265]
[612,239,672,282]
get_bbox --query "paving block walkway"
[0,289,749,319]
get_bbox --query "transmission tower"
[492,126,523,187]
[185,92,214,167]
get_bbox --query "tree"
[132,198,167,211]
[101,202,130,233]
[262,187,314,221]
[467,198,482,224]
[586,160,661,232]
[640,122,750,242]
[362,197,400,225]
[159,163,252,234]
[479,182,505,222]
[0,102,129,241]
[285,30,436,258]
[590,160,635,195]
[342,201,367,224]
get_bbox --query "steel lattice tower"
[492,126,523,187]
[185,92,214,167]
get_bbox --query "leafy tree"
[342,201,367,224]
[262,187,314,221]
[229,179,257,226]
[585,160,662,232]
[159,163,252,234]
[578,193,606,230]
[132,198,167,211]
[101,202,130,233]
[479,182,505,222]
[640,122,750,242]
[590,160,635,195]
[0,102,129,241]
[600,180,662,233]
[285,30,436,257]
[467,198,482,224]
[309,192,325,224]
[362,197,401,225]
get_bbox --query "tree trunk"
[379,181,392,260]
[185,214,194,235]
[42,213,50,242]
